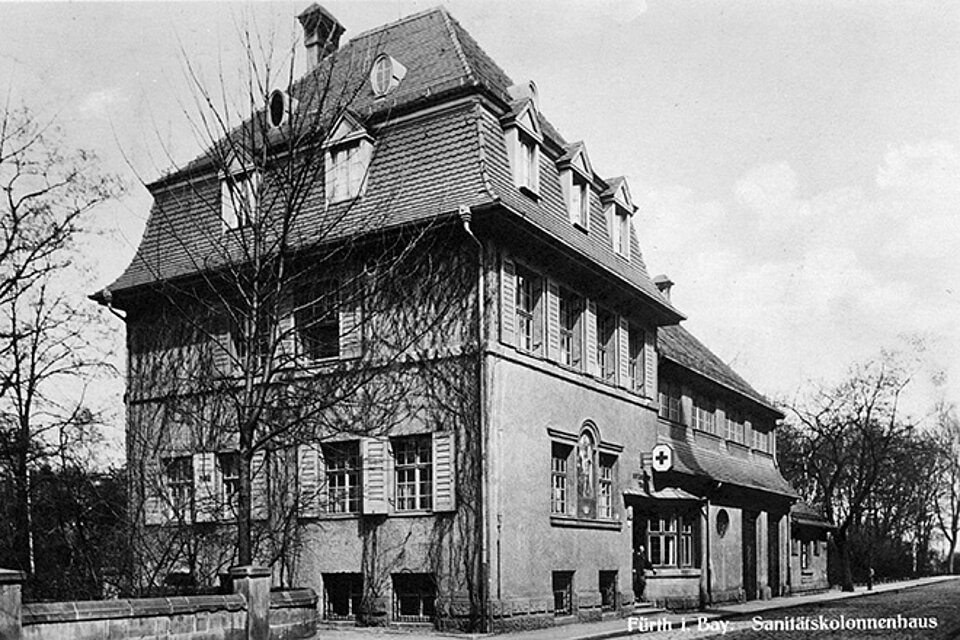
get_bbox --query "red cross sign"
[651,444,673,473]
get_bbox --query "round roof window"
[370,54,406,97]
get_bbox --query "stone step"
[633,601,663,615]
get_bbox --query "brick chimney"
[653,274,674,302]
[298,4,345,68]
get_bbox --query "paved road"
[667,579,960,640]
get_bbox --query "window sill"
[572,221,589,233]
[390,510,436,518]
[550,516,621,531]
[518,185,541,200]
[647,567,701,579]
[300,512,360,521]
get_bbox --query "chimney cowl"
[653,274,674,301]
[298,4,345,68]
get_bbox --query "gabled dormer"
[323,111,374,204]
[601,177,636,259]
[501,95,543,198]
[558,142,595,231]
[219,151,260,231]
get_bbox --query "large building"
[95,4,828,631]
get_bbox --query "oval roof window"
[370,54,407,97]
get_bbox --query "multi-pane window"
[596,308,617,382]
[571,176,590,228]
[692,395,716,434]
[328,143,365,202]
[598,456,615,519]
[814,539,821,557]
[680,516,695,566]
[753,428,770,453]
[230,311,274,369]
[164,456,193,521]
[218,452,240,516]
[725,410,746,444]
[393,573,436,622]
[221,171,259,230]
[394,436,432,511]
[324,573,362,621]
[552,571,574,616]
[658,380,682,423]
[295,280,340,360]
[551,443,571,515]
[325,442,360,513]
[627,326,644,391]
[558,288,582,368]
[515,267,542,353]
[648,512,697,568]
[801,541,810,570]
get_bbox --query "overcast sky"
[1,1,957,453]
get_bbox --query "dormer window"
[559,143,594,231]
[221,170,260,230]
[324,113,374,204]
[502,99,542,197]
[370,54,407,97]
[602,177,636,259]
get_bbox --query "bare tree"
[784,352,914,591]
[0,104,119,578]
[118,12,485,627]
[934,403,960,573]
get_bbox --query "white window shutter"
[644,329,657,399]
[251,450,268,521]
[618,316,630,388]
[546,280,560,361]
[361,438,388,515]
[212,331,233,377]
[298,444,320,518]
[432,431,456,512]
[221,180,239,229]
[194,452,218,523]
[500,256,516,346]
[143,458,166,526]
[339,274,362,359]
[505,128,520,186]
[277,296,296,363]
[585,300,598,376]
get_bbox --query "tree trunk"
[948,537,957,575]
[238,448,253,565]
[835,528,854,591]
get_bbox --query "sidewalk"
[313,575,957,640]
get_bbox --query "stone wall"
[0,566,317,640]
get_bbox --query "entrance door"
[742,511,758,600]
[632,509,648,601]
[767,514,780,597]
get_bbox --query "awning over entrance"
[624,485,702,502]
[791,502,835,529]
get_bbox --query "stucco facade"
[96,4,827,633]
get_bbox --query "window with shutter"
[432,432,455,512]
[324,442,360,513]
[193,452,218,523]
[393,436,432,511]
[251,450,268,521]
[298,444,321,518]
[361,438,388,515]
[500,257,516,346]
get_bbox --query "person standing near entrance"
[633,545,656,602]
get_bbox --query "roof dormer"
[558,142,594,231]
[501,99,543,198]
[323,112,374,204]
[601,176,636,259]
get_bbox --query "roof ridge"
[347,5,447,44]
[439,8,477,87]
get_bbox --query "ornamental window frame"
[549,423,621,523]
[559,143,595,231]
[602,177,636,259]
[647,511,698,568]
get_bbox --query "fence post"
[0,569,26,640]
[230,565,271,640]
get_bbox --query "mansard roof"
[658,324,782,417]
[96,6,679,321]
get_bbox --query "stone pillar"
[230,565,271,640]
[0,569,26,640]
